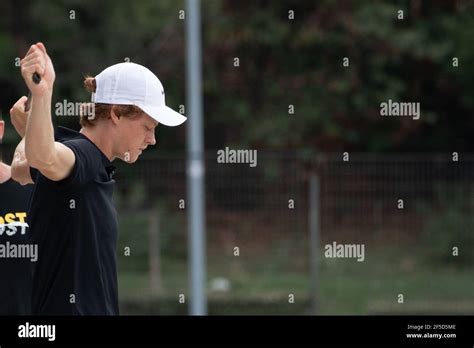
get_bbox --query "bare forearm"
[11,138,33,185]
[25,91,56,169]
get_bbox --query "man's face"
[117,113,157,163]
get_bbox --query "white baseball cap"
[91,62,187,127]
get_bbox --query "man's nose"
[147,131,156,146]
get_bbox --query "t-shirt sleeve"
[53,139,103,191]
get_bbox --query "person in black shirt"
[0,99,34,315]
[15,42,186,315]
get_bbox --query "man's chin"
[121,153,139,164]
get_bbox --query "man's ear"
[109,106,120,125]
[0,120,5,140]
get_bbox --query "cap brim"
[140,105,187,127]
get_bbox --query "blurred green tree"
[0,0,472,153]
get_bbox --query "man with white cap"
[15,42,186,315]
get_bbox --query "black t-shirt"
[28,127,119,315]
[0,177,34,315]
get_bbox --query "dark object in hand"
[32,73,41,84]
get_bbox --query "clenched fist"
[20,42,55,96]
[10,96,29,138]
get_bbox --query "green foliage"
[201,0,474,151]
[1,0,473,152]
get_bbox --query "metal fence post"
[186,0,207,315]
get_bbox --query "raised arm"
[20,42,76,182]
[11,138,32,185]
[9,96,32,185]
